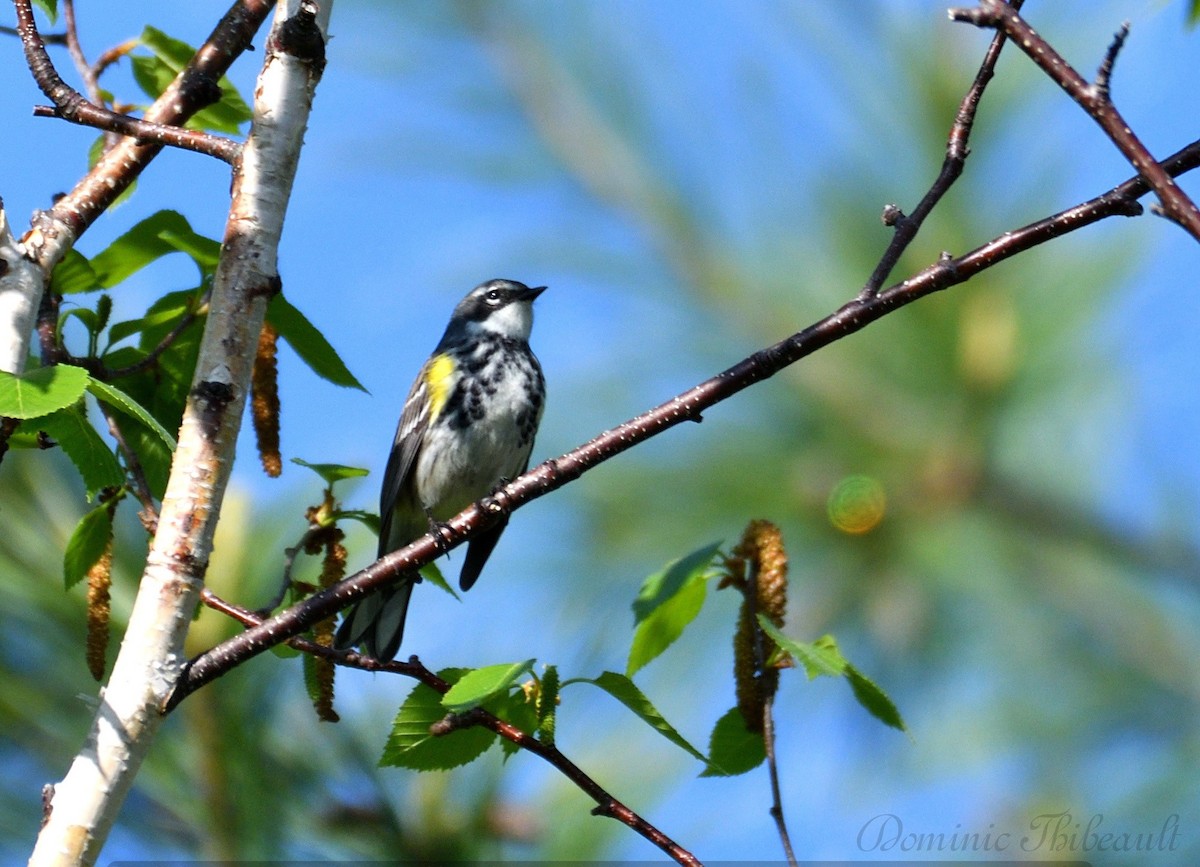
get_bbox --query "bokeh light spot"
[827,475,887,535]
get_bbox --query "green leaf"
[578,671,708,766]
[441,660,535,713]
[626,541,720,677]
[845,664,907,732]
[757,616,846,679]
[332,509,381,535]
[380,669,496,771]
[87,377,177,450]
[1190,0,1200,28]
[116,420,173,500]
[89,210,221,288]
[135,26,252,134]
[51,250,100,294]
[700,707,766,777]
[267,294,366,391]
[755,617,906,732]
[63,503,115,590]
[291,457,370,485]
[32,0,56,24]
[32,405,123,500]
[418,561,459,601]
[0,365,90,419]
[106,300,193,348]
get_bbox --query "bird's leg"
[424,507,455,563]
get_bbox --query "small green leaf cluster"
[379,538,905,779]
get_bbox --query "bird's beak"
[522,285,547,302]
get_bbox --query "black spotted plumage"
[335,279,546,659]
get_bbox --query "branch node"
[881,203,905,227]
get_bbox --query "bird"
[335,279,546,659]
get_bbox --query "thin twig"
[97,402,159,534]
[104,297,206,380]
[762,693,795,866]
[167,134,1200,709]
[859,0,1025,300]
[196,589,703,866]
[60,0,121,152]
[1094,21,1129,100]
[255,524,324,615]
[13,0,250,182]
[949,0,1200,241]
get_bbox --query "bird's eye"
[485,289,502,304]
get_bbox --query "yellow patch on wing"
[425,353,456,420]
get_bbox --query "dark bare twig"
[858,0,1025,300]
[762,694,794,866]
[1094,21,1129,100]
[255,523,325,615]
[167,134,1200,711]
[14,0,241,163]
[60,0,121,152]
[22,0,271,252]
[196,589,702,867]
[103,296,207,380]
[949,0,1200,241]
[97,402,159,534]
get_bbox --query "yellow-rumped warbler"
[335,279,546,659]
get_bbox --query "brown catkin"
[728,520,790,732]
[251,320,282,478]
[310,529,346,722]
[85,541,114,682]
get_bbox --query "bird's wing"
[378,359,434,558]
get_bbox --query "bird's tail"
[334,578,415,660]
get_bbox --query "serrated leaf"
[51,250,100,294]
[32,406,123,500]
[90,210,220,288]
[700,707,766,777]
[581,671,708,765]
[536,664,559,746]
[757,616,846,679]
[442,660,535,713]
[87,377,177,450]
[0,365,90,419]
[267,294,366,391]
[63,504,115,590]
[291,457,370,485]
[846,664,907,732]
[626,541,721,677]
[380,669,496,771]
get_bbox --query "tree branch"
[13,1,241,163]
[28,3,330,864]
[167,134,1200,708]
[949,0,1200,241]
[197,589,701,866]
[858,0,1025,300]
[1,0,272,381]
